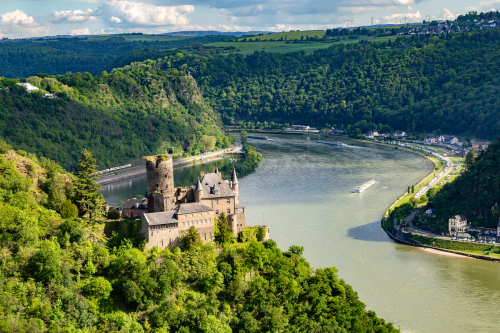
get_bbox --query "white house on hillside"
[16,83,39,92]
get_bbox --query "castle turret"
[231,167,239,204]
[194,177,203,202]
[214,163,219,175]
[145,155,175,212]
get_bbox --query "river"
[100,134,500,333]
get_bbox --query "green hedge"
[238,226,267,243]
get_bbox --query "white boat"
[315,140,348,147]
[352,179,376,193]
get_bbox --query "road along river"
[100,134,500,333]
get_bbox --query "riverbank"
[365,138,500,262]
[97,145,243,185]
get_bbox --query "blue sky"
[0,0,499,38]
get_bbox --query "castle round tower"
[145,155,175,213]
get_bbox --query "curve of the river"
[100,134,500,333]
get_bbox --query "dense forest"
[152,28,500,139]
[427,139,500,230]
[0,146,398,332]
[0,68,231,172]
[0,36,225,78]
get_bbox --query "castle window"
[190,214,193,217]
[184,215,187,218]
[227,199,230,203]
[182,222,185,227]
[208,218,211,223]
[227,209,230,214]
[199,213,202,216]
[205,212,208,215]
[204,219,207,224]
[215,200,218,204]
[216,210,219,215]
[195,220,198,225]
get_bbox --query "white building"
[16,83,39,92]
[286,125,310,132]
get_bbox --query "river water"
[100,134,500,333]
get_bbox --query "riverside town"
[1,4,500,333]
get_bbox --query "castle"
[140,154,246,249]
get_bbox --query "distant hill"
[428,139,500,230]
[0,71,229,171]
[0,35,227,78]
[161,30,269,37]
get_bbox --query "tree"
[27,238,62,284]
[240,131,248,146]
[411,185,415,193]
[47,173,67,212]
[214,213,233,245]
[108,209,121,220]
[183,226,202,249]
[74,149,106,223]
[60,199,78,218]
[465,151,476,170]
[199,135,216,151]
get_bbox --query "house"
[286,125,310,132]
[448,214,470,236]
[364,131,378,139]
[392,131,406,137]
[442,135,458,145]
[456,139,465,147]
[329,128,344,135]
[424,134,444,145]
[472,142,489,150]
[122,198,148,218]
[16,83,39,92]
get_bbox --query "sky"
[0,0,499,38]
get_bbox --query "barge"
[352,179,376,193]
[315,140,348,147]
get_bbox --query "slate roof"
[200,172,236,198]
[231,168,238,184]
[143,211,178,226]
[451,214,468,222]
[123,198,148,210]
[176,202,214,215]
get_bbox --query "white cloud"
[51,9,97,23]
[1,9,36,26]
[98,1,195,26]
[70,27,91,35]
[382,10,422,23]
[0,9,50,37]
[431,8,455,20]
[479,0,500,8]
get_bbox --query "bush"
[108,209,121,220]
[0,140,11,154]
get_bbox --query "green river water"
[100,134,500,333]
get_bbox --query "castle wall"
[176,187,195,204]
[202,197,236,216]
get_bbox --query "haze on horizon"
[0,0,499,38]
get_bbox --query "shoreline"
[360,139,500,262]
[97,147,243,185]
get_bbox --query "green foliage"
[413,235,498,253]
[389,202,414,221]
[74,150,106,223]
[60,199,78,218]
[430,138,500,229]
[0,140,11,154]
[47,172,67,212]
[108,209,121,220]
[183,226,202,249]
[27,238,62,284]
[214,213,233,245]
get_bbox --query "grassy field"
[245,30,326,41]
[86,35,189,42]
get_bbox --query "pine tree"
[74,149,106,223]
[60,199,78,218]
[214,212,233,245]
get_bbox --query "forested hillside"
[0,147,398,332]
[158,29,500,138]
[427,139,500,230]
[0,68,230,172]
[0,35,225,78]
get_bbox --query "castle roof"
[143,211,177,226]
[176,202,214,215]
[195,177,203,191]
[215,163,219,174]
[231,167,238,184]
[200,172,235,198]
